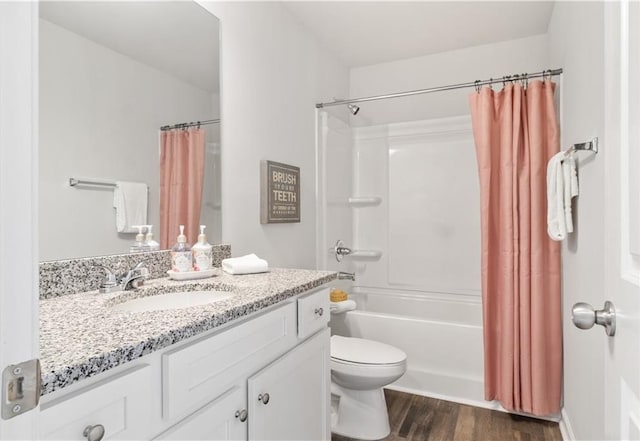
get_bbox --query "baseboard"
[558,408,575,441]
[385,384,561,424]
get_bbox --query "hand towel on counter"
[546,152,579,241]
[221,254,269,275]
[113,181,148,233]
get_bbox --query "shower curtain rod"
[315,68,563,109]
[160,118,220,131]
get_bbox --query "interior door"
[603,1,640,439]
[0,1,40,439]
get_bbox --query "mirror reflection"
[39,1,220,261]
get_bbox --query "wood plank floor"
[332,390,563,441]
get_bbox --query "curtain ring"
[543,69,553,82]
[521,73,528,89]
[488,78,493,90]
[197,121,201,129]
[474,80,481,93]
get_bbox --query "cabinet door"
[248,328,330,441]
[155,384,247,441]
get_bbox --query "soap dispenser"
[130,225,149,253]
[192,225,213,271]
[171,225,193,272]
[144,225,160,251]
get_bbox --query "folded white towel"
[113,181,148,233]
[221,254,269,275]
[562,153,579,233]
[547,152,579,241]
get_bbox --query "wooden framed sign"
[260,160,300,223]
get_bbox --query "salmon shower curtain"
[160,128,205,249]
[469,80,562,416]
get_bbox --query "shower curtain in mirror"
[160,128,205,249]
[469,80,562,416]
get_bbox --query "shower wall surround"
[319,33,550,408]
[353,116,480,294]
[39,245,231,299]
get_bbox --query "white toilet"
[330,303,407,440]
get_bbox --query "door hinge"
[2,359,41,420]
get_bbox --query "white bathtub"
[331,287,487,407]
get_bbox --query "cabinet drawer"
[163,302,296,420]
[40,365,152,440]
[297,287,330,339]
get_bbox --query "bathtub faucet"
[338,271,355,281]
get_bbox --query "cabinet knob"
[235,409,248,422]
[83,424,105,441]
[314,307,324,317]
[258,393,270,405]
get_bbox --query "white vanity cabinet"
[39,286,331,441]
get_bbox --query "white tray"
[167,269,217,281]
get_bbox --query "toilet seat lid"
[331,335,406,365]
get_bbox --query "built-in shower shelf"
[346,250,382,261]
[348,196,382,207]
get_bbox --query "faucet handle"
[95,265,117,285]
[127,263,149,279]
[95,265,120,293]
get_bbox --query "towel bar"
[69,177,117,188]
[565,137,598,156]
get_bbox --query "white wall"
[548,3,605,440]
[199,2,349,269]
[39,19,215,260]
[349,34,549,126]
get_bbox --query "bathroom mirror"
[38,1,220,261]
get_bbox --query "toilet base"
[331,383,391,440]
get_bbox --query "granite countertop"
[40,268,336,396]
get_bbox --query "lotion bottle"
[130,225,149,253]
[192,225,213,271]
[144,225,160,251]
[171,225,192,272]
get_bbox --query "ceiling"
[39,1,220,93]
[282,1,555,67]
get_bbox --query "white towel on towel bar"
[547,152,579,241]
[221,254,269,275]
[113,181,148,233]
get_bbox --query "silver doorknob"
[235,409,248,422]
[258,393,270,405]
[83,424,105,441]
[571,301,616,336]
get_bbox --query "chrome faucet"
[96,262,149,293]
[338,271,356,281]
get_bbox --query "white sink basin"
[111,290,234,313]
